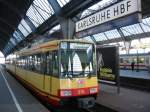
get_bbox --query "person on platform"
[131,61,135,71]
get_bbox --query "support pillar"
[59,18,75,39]
[47,0,75,39]
[124,41,131,54]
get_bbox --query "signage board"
[76,13,141,38]
[97,46,119,83]
[76,0,141,33]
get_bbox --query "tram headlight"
[90,87,97,94]
[60,90,72,96]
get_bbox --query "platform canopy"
[0,0,150,56]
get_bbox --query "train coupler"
[77,97,95,108]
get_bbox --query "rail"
[79,103,117,112]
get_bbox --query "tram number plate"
[78,89,85,95]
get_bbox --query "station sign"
[75,0,142,37]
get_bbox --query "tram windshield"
[60,42,96,78]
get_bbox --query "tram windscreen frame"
[60,41,96,78]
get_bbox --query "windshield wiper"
[87,64,92,78]
[67,71,73,80]
[88,72,92,78]
[84,71,92,78]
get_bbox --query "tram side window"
[27,57,30,70]
[18,58,21,68]
[41,54,46,74]
[28,55,35,71]
[34,54,42,73]
[21,57,26,69]
[46,52,53,75]
[25,56,28,69]
[20,58,23,68]
[23,57,27,69]
[34,55,38,72]
[12,59,16,66]
[16,58,19,67]
[27,56,31,70]
[52,51,59,77]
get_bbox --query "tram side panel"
[16,67,27,80]
[26,71,44,91]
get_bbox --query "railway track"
[79,103,117,112]
[44,103,117,112]
[120,76,150,91]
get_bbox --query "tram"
[5,39,99,108]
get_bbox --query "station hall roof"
[0,0,150,56]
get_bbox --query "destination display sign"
[60,42,92,49]
[76,0,141,32]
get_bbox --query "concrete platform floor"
[0,65,50,112]
[120,70,150,79]
[97,83,150,112]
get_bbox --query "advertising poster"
[97,46,119,84]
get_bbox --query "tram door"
[51,51,59,95]
[44,52,53,94]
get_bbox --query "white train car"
[120,53,150,71]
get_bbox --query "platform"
[0,65,49,112]
[97,83,150,112]
[120,70,150,79]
